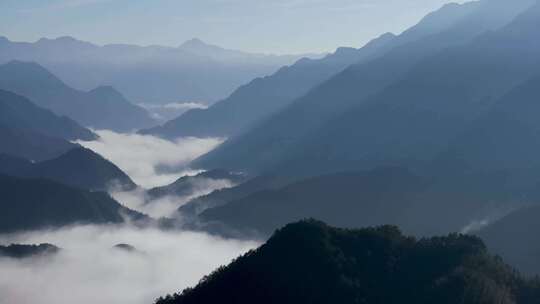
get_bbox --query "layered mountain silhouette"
[0,174,145,233]
[178,174,292,218]
[142,1,500,139]
[140,32,396,138]
[0,147,136,191]
[194,0,539,177]
[0,89,96,141]
[0,125,78,162]
[0,61,155,131]
[157,220,540,304]
[0,36,316,104]
[199,168,427,237]
[147,169,247,200]
[0,89,97,161]
[188,166,540,240]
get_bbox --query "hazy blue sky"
[0,0,465,54]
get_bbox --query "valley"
[2,0,540,303]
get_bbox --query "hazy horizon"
[1,0,466,54]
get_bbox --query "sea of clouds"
[77,130,224,188]
[0,131,255,304]
[0,225,258,304]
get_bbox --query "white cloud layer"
[77,130,224,188]
[0,225,259,304]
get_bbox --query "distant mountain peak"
[35,36,96,49]
[182,38,207,46]
[88,85,126,100]
[1,60,66,87]
[179,38,224,52]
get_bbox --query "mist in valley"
[77,130,224,188]
[0,130,253,304]
[2,0,540,303]
[0,224,258,304]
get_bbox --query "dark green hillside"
[157,220,540,304]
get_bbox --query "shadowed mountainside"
[156,220,540,304]
[0,36,319,104]
[0,147,136,191]
[0,174,145,233]
[194,0,538,177]
[0,61,155,132]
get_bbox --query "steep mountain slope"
[199,168,427,237]
[0,175,144,233]
[0,125,77,162]
[195,0,537,175]
[140,32,396,138]
[157,220,540,304]
[0,61,155,131]
[0,36,314,103]
[142,1,495,139]
[0,89,96,141]
[432,74,540,173]
[0,148,136,191]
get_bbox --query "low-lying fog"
[0,130,256,304]
[77,130,224,188]
[0,225,258,304]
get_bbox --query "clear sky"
[0,0,465,54]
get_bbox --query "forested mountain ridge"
[156,220,540,304]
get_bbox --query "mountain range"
[0,61,156,132]
[0,89,96,141]
[142,0,530,140]
[194,0,539,177]
[0,88,98,161]
[0,36,319,104]
[154,2,540,280]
